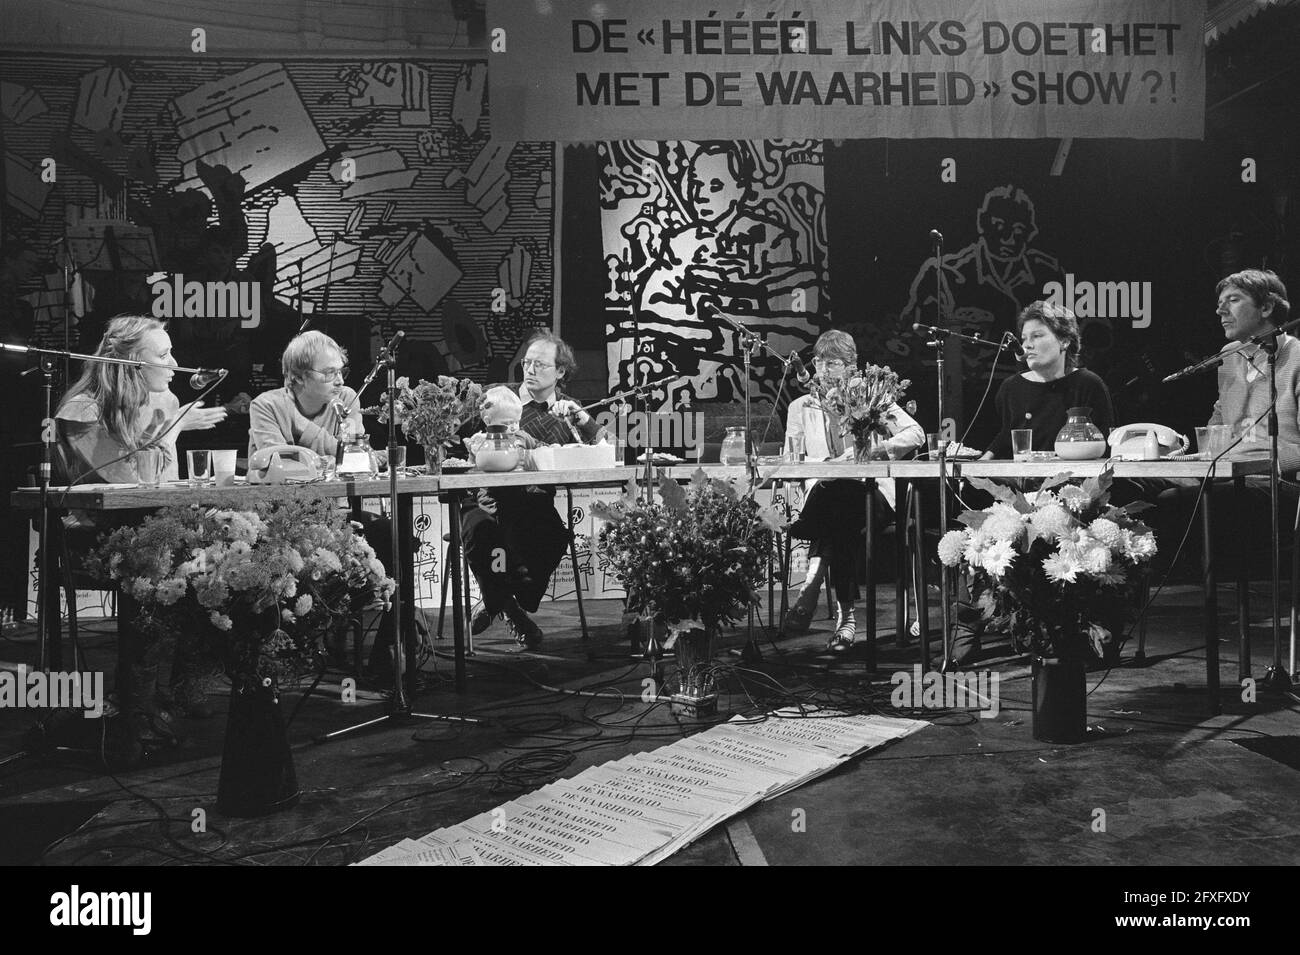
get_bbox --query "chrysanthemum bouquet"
[808,363,911,457]
[936,468,1156,660]
[87,500,396,687]
[367,375,484,460]
[593,470,780,637]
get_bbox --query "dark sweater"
[987,368,1114,458]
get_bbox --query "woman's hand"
[178,402,228,431]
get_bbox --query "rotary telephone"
[1107,423,1189,459]
[247,445,322,483]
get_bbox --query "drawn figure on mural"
[606,141,827,411]
[903,184,1064,432]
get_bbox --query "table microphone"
[189,368,226,388]
[788,352,811,385]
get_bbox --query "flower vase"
[422,444,444,476]
[853,430,888,462]
[1031,655,1087,743]
[670,626,718,717]
[216,678,300,817]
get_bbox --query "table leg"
[1202,479,1221,716]
[397,493,418,698]
[864,479,876,671]
[448,491,467,693]
[914,480,931,671]
[565,487,590,640]
[895,478,907,644]
[1235,474,1250,683]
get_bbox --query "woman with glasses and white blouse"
[781,330,923,652]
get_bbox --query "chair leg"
[437,540,451,640]
[1136,577,1151,662]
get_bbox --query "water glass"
[134,447,163,487]
[1206,424,1234,458]
[926,433,942,458]
[784,433,805,462]
[1011,429,1034,461]
[186,449,213,487]
[212,449,237,483]
[1194,427,1209,454]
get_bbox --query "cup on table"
[212,449,237,484]
[134,447,163,488]
[1194,427,1210,455]
[926,433,942,458]
[186,449,213,487]
[1206,424,1234,458]
[784,433,805,463]
[385,446,406,472]
[1011,429,1034,462]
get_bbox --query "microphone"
[929,229,943,243]
[380,329,405,357]
[788,352,811,385]
[189,368,226,389]
[913,322,946,336]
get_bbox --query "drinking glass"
[187,449,213,487]
[1011,429,1034,462]
[134,447,163,487]
[212,449,237,483]
[784,433,805,462]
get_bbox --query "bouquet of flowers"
[808,363,911,456]
[367,375,484,459]
[936,468,1157,660]
[594,470,780,639]
[87,500,396,687]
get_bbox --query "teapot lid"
[1066,406,1093,417]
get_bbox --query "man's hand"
[550,399,589,425]
[179,402,228,431]
[223,392,252,415]
[475,488,498,516]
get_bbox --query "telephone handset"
[1107,423,1189,458]
[247,445,322,483]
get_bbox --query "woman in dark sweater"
[983,301,1114,459]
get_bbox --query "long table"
[891,456,1272,716]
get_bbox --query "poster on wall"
[489,0,1207,142]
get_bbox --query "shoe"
[470,602,493,636]
[828,612,856,653]
[506,606,543,649]
[783,588,820,635]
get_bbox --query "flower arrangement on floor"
[937,468,1157,661]
[87,499,396,688]
[367,375,484,468]
[594,470,780,641]
[808,363,911,458]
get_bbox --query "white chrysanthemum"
[1042,550,1081,583]
[1057,485,1090,513]
[155,577,188,606]
[1125,533,1158,561]
[938,529,970,566]
[209,611,233,631]
[1030,503,1075,542]
[294,594,313,616]
[963,528,990,565]
[982,511,1027,543]
[130,578,155,601]
[980,539,1017,577]
[1087,517,1123,547]
[1080,544,1113,575]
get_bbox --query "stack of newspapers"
[355,709,927,866]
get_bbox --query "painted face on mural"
[1217,284,1274,343]
[979,196,1035,261]
[687,150,744,227]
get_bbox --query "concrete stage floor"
[1,584,1298,867]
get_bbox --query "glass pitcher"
[336,432,379,478]
[720,426,748,465]
[475,425,521,472]
[1054,407,1107,461]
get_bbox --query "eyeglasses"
[521,359,554,371]
[309,366,348,381]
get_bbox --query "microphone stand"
[929,231,954,673]
[318,336,475,743]
[1166,322,1293,691]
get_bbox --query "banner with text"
[488,0,1205,141]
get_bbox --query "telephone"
[1107,423,1189,459]
[247,445,322,483]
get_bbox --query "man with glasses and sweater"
[463,331,609,649]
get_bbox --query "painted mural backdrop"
[0,56,555,386]
[601,139,829,414]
